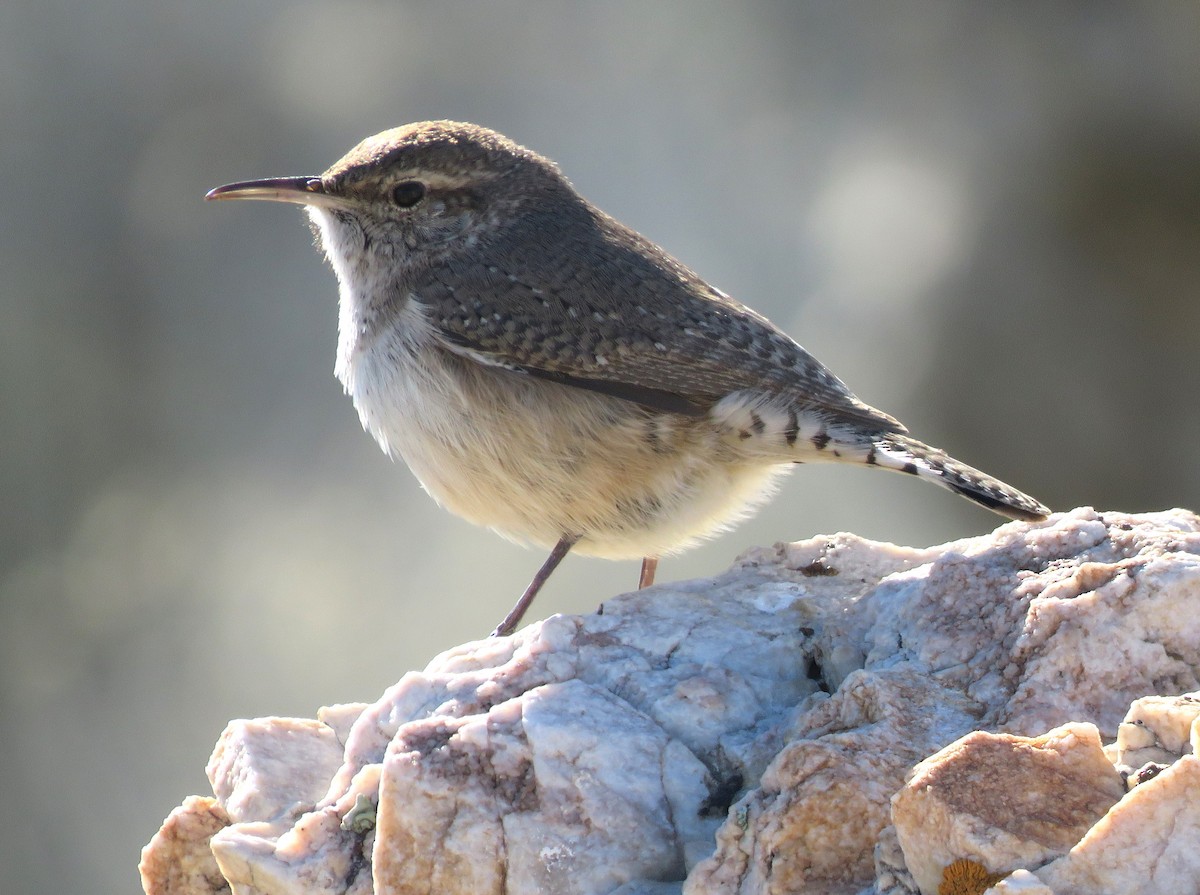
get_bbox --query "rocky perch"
[140,508,1200,895]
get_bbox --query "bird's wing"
[414,212,904,431]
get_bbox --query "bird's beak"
[205,176,347,210]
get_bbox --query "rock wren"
[207,120,1048,636]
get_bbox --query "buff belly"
[345,336,789,560]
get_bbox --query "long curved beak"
[205,176,346,209]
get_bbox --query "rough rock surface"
[990,690,1200,895]
[984,870,1054,894]
[684,671,981,894]
[207,718,347,824]
[1109,691,1200,783]
[140,508,1200,895]
[139,796,231,895]
[891,723,1124,895]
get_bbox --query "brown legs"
[491,535,579,637]
[638,556,659,589]
[491,542,659,638]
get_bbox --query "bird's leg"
[491,535,579,637]
[638,556,659,589]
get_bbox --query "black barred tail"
[860,433,1049,521]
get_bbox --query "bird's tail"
[850,433,1049,521]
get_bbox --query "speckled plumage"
[208,120,1048,633]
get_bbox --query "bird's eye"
[391,180,426,208]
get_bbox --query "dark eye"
[391,180,426,208]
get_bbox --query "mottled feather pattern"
[872,434,1049,521]
[213,119,1049,598]
[419,206,899,430]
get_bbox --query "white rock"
[139,509,1200,895]
[984,869,1055,893]
[1037,754,1200,895]
[139,796,231,895]
[317,703,369,747]
[372,679,712,894]
[890,723,1124,895]
[870,824,918,895]
[207,717,345,824]
[684,670,981,895]
[1112,692,1200,784]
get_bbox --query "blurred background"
[2,2,1199,892]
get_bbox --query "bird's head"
[207,120,578,283]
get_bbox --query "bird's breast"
[335,303,787,559]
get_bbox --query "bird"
[207,120,1048,636]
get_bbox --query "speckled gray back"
[416,197,901,428]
